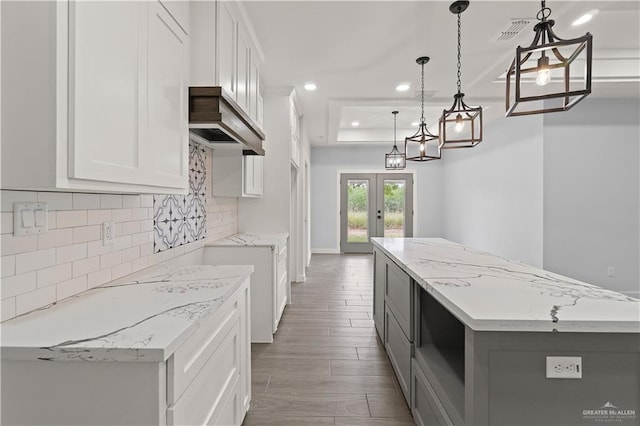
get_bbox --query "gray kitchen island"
[372,237,639,426]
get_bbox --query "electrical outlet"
[608,267,615,277]
[103,222,114,246]
[546,356,582,379]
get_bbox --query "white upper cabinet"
[147,2,189,188]
[1,1,189,194]
[189,0,264,129]
[217,1,236,99]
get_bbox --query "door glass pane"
[347,179,368,243]
[383,180,405,238]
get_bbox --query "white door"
[340,173,414,253]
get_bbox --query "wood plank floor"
[243,254,414,426]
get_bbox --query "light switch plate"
[103,221,114,246]
[13,202,48,236]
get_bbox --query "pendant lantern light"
[405,57,441,162]
[440,0,483,149]
[385,111,406,170]
[505,0,592,117]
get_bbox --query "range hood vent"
[189,87,265,155]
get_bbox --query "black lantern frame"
[385,111,406,170]
[505,0,592,117]
[405,56,441,162]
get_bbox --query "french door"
[340,173,413,253]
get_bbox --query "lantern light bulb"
[454,114,465,133]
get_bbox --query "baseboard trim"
[311,248,340,254]
[296,274,306,282]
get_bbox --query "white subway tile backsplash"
[140,219,154,232]
[112,209,133,223]
[121,221,141,235]
[100,194,123,209]
[140,195,154,208]
[1,146,239,322]
[15,248,56,274]
[87,240,112,258]
[113,235,132,251]
[72,225,101,244]
[131,232,151,246]
[47,211,57,229]
[57,276,88,301]
[131,256,150,272]
[16,286,56,315]
[122,195,141,208]
[1,212,14,235]
[87,209,112,226]
[2,255,16,278]
[56,210,88,228]
[73,193,101,210]
[1,297,16,322]
[38,228,73,250]
[1,190,38,212]
[37,192,72,211]
[72,256,100,278]
[121,246,140,262]
[1,234,39,255]
[2,272,37,298]
[57,243,88,264]
[132,208,149,221]
[100,251,122,269]
[37,263,72,288]
[87,268,111,289]
[112,262,131,280]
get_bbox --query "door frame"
[338,170,416,253]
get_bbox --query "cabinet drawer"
[385,258,413,341]
[167,282,243,404]
[167,315,242,425]
[385,305,412,405]
[411,358,454,426]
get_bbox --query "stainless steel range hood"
[189,87,265,155]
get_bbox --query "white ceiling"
[243,1,640,146]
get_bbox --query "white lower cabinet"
[1,279,251,426]
[204,236,288,343]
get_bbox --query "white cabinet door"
[242,156,263,197]
[217,2,236,98]
[147,2,188,189]
[236,28,250,112]
[68,1,145,184]
[249,52,260,122]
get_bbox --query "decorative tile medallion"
[153,143,207,253]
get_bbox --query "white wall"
[310,145,442,252]
[441,114,544,267]
[543,99,640,296]
[238,95,291,233]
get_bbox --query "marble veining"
[372,238,640,333]
[207,232,288,248]
[1,265,253,362]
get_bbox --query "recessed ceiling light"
[396,83,411,92]
[572,9,599,26]
[304,82,317,91]
[351,121,360,127]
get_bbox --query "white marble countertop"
[372,238,640,333]
[1,264,253,362]
[207,232,288,248]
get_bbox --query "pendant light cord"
[393,112,398,147]
[420,62,425,123]
[456,11,462,94]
